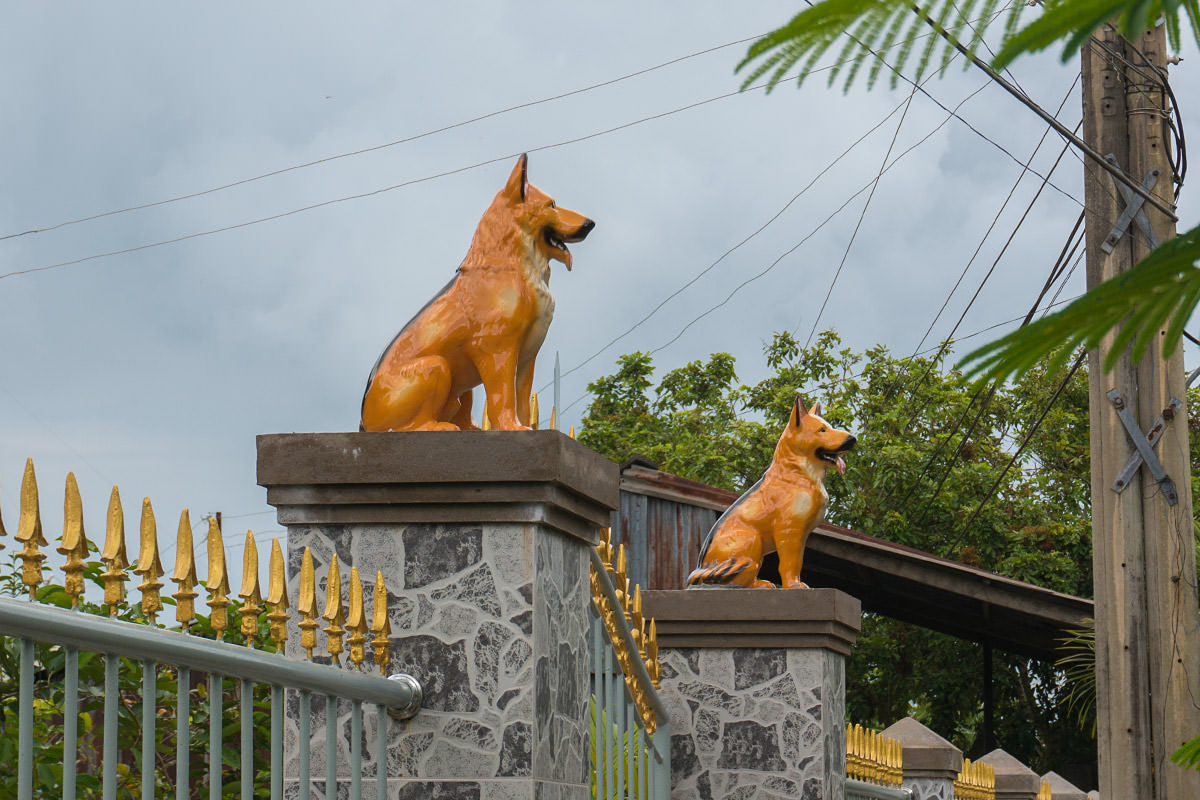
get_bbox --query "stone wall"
[661,646,845,800]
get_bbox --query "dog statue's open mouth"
[544,230,571,269]
[816,439,856,475]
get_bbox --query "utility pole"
[1083,23,1200,798]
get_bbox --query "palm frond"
[958,227,1200,383]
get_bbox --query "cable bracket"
[1100,155,1161,254]
[1108,389,1179,505]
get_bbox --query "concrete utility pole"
[1082,23,1200,798]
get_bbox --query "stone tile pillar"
[1041,771,1086,800]
[643,588,861,800]
[258,431,618,800]
[881,717,962,800]
[979,749,1040,800]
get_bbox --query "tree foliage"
[581,331,1096,771]
[739,0,1200,388]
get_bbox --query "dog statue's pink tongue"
[835,456,846,476]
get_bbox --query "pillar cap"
[979,748,1041,797]
[642,588,861,654]
[881,717,962,778]
[1040,771,1086,800]
[257,431,618,543]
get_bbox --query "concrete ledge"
[257,431,619,543]
[882,717,962,779]
[643,588,861,655]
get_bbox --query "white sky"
[2,3,1197,593]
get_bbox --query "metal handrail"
[0,595,422,716]
[589,548,669,747]
[846,778,913,800]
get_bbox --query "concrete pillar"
[979,748,1041,800]
[881,717,962,800]
[258,431,618,800]
[1041,771,1087,800]
[643,588,860,800]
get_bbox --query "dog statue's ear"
[503,153,528,202]
[811,400,822,417]
[792,396,808,426]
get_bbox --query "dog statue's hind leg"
[361,356,459,431]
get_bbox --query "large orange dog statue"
[686,398,856,589]
[361,154,594,431]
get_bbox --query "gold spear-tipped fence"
[954,757,997,800]
[845,723,903,788]
[590,528,663,730]
[0,459,394,665]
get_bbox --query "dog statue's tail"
[685,556,755,587]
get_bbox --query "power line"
[0,24,1079,284]
[939,350,1087,558]
[646,79,993,359]
[538,71,945,395]
[802,80,920,348]
[0,33,767,243]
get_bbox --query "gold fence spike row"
[549,405,557,431]
[16,458,47,600]
[323,554,346,662]
[597,527,613,567]
[58,473,89,608]
[100,487,129,617]
[239,530,262,645]
[297,547,319,659]
[134,498,164,624]
[206,517,230,640]
[346,567,367,666]
[171,509,198,630]
[265,538,290,652]
[372,570,391,674]
[530,392,540,430]
[481,405,491,431]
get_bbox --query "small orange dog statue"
[686,398,856,589]
[361,154,594,432]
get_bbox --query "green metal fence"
[590,531,671,799]
[0,459,421,799]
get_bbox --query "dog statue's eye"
[548,201,556,208]
[819,426,827,432]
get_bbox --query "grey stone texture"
[282,521,590,797]
[659,646,846,800]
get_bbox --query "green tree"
[580,331,1095,771]
[736,0,1200,383]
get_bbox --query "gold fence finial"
[530,392,540,430]
[239,531,262,645]
[346,566,367,666]
[549,405,557,431]
[323,554,346,662]
[100,486,129,617]
[569,425,576,439]
[171,509,198,630]
[58,473,89,607]
[481,405,492,431]
[134,498,164,624]
[297,547,319,659]
[265,538,290,652]
[15,458,47,599]
[206,517,230,640]
[0,473,8,549]
[372,570,391,675]
[631,584,645,654]
[646,617,661,688]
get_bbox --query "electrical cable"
[0,33,768,243]
[939,350,1087,559]
[0,8,1080,285]
[802,79,920,349]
